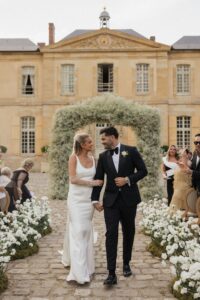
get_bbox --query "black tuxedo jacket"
[191,153,200,192]
[91,144,148,207]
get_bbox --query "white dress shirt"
[196,155,200,167]
[112,143,121,172]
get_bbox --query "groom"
[91,126,147,285]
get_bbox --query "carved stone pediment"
[43,30,170,52]
[64,34,148,50]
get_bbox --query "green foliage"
[10,242,39,260]
[39,225,52,237]
[0,269,8,294]
[41,145,49,153]
[170,278,194,300]
[49,94,161,200]
[0,145,7,153]
[146,240,164,258]
[160,145,169,154]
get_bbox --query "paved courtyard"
[0,173,175,300]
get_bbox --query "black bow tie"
[110,147,119,156]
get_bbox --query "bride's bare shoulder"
[69,154,77,163]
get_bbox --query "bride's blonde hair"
[73,133,90,155]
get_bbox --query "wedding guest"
[181,134,200,223]
[169,149,194,212]
[190,133,200,193]
[0,167,12,213]
[6,158,34,212]
[162,145,179,205]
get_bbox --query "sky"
[0,0,199,46]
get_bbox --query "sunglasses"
[194,141,200,145]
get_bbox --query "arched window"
[176,116,191,149]
[21,117,35,153]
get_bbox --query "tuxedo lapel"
[106,151,118,176]
[192,153,200,170]
[191,154,197,169]
[196,156,200,169]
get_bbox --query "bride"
[61,133,103,284]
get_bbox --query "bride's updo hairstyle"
[73,133,90,155]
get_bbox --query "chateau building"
[0,9,200,170]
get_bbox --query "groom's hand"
[115,177,128,187]
[93,202,104,212]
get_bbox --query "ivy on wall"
[49,94,161,200]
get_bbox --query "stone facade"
[0,27,200,170]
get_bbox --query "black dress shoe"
[123,264,132,277]
[103,274,117,285]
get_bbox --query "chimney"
[49,23,55,45]
[150,36,156,41]
[37,42,46,48]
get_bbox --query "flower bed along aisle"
[0,196,51,294]
[140,196,200,300]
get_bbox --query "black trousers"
[104,193,137,271]
[167,177,174,206]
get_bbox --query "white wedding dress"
[62,156,95,284]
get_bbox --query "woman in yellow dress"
[169,149,195,213]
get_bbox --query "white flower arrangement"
[139,196,200,299]
[0,196,51,292]
[49,94,161,200]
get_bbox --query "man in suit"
[186,133,200,193]
[91,127,147,285]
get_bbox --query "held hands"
[114,177,128,187]
[90,180,104,187]
[93,202,104,212]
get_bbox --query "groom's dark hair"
[100,126,119,138]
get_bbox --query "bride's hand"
[90,180,103,187]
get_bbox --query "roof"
[63,29,146,41]
[172,36,200,50]
[0,39,39,51]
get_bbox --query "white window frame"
[176,64,190,95]
[136,63,149,94]
[61,64,75,95]
[21,66,35,96]
[176,116,191,149]
[21,117,35,154]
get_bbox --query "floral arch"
[49,94,161,200]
